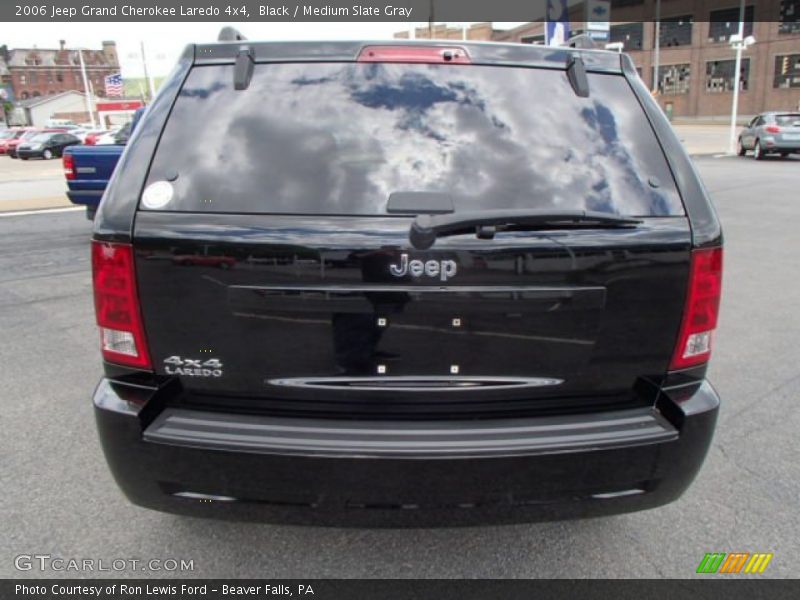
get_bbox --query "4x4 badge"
[389,254,457,282]
[163,355,223,378]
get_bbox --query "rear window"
[775,114,800,126]
[145,62,683,216]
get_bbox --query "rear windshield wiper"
[409,209,642,250]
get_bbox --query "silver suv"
[738,112,800,159]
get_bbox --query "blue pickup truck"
[62,109,143,219]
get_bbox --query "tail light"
[63,153,75,180]
[670,247,723,370]
[92,241,152,369]
[765,125,781,134]
[357,45,470,64]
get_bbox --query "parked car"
[83,129,111,145]
[0,128,19,154]
[738,112,800,159]
[66,128,91,142]
[7,128,68,158]
[0,127,34,155]
[91,130,119,145]
[62,110,144,219]
[91,35,722,526]
[94,123,133,145]
[6,129,40,158]
[16,131,81,160]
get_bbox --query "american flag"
[104,73,123,97]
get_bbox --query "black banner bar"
[3,580,800,600]
[2,0,796,22]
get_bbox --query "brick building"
[0,40,119,102]
[397,1,800,118]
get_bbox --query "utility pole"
[141,41,156,101]
[729,0,746,154]
[653,0,661,94]
[77,49,96,129]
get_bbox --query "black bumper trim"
[143,405,677,459]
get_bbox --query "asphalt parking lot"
[0,154,798,579]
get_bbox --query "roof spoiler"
[218,26,247,42]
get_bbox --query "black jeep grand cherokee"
[92,34,722,526]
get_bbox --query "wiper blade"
[409,209,642,250]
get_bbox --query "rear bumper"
[66,189,103,207]
[762,139,800,152]
[94,379,719,526]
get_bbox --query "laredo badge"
[163,355,223,377]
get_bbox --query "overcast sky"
[4,22,526,78]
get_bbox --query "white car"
[93,128,123,145]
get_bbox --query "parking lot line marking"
[0,206,84,218]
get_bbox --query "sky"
[3,22,526,78]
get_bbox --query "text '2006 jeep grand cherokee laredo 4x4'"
[91,32,722,526]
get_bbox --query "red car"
[7,128,69,158]
[83,130,111,145]
[0,128,33,155]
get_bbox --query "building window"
[520,34,545,45]
[20,91,29,99]
[19,74,27,85]
[656,64,691,94]
[30,72,38,84]
[779,0,800,34]
[774,54,800,88]
[706,58,750,92]
[610,22,644,50]
[708,6,754,43]
[25,56,42,66]
[56,73,63,82]
[658,15,694,48]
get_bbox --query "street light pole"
[653,0,661,93]
[140,41,156,100]
[729,0,746,154]
[77,49,96,129]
